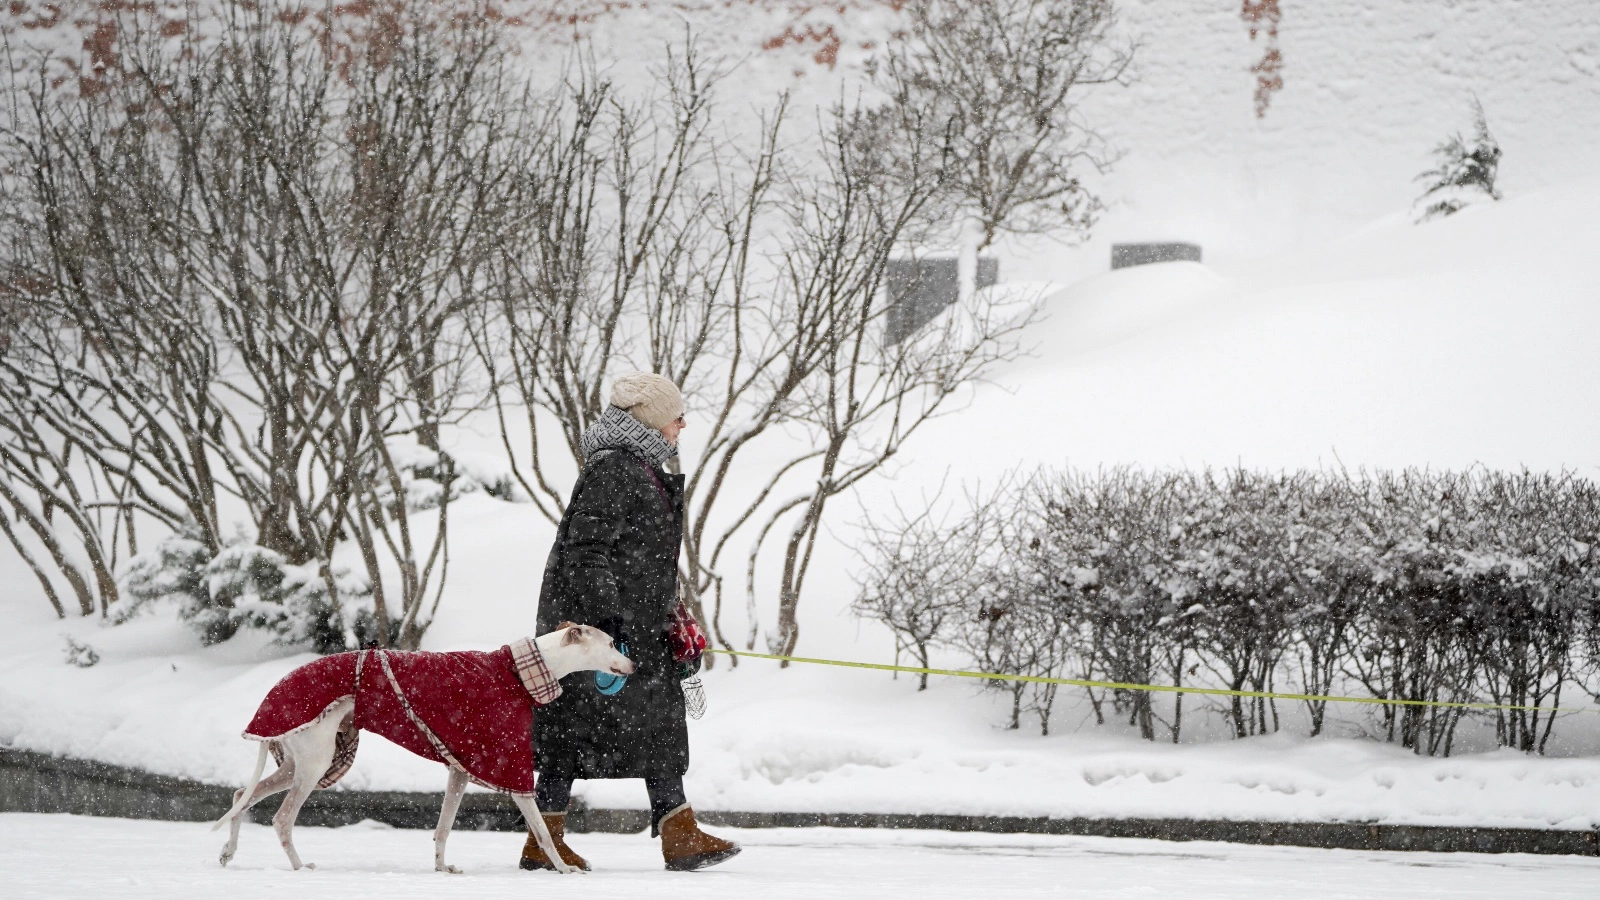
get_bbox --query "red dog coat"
[242,639,561,795]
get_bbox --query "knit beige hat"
[610,372,685,431]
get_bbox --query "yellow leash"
[706,648,1595,715]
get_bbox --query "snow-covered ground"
[5,813,1598,900]
[903,175,1600,476]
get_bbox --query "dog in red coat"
[214,623,632,874]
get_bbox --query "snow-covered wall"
[525,1,1600,281]
[9,2,1595,279]
[1065,0,1600,281]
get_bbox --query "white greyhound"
[213,624,632,874]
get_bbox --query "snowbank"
[931,176,1600,474]
[516,0,1600,283]
[4,603,1600,832]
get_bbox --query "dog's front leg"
[434,768,469,874]
[511,793,579,874]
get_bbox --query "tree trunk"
[2,483,96,617]
[1170,647,1185,744]
[957,215,983,304]
[0,504,65,618]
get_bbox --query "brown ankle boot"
[659,804,740,871]
[519,812,590,871]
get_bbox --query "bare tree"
[475,42,1039,662]
[0,2,522,648]
[873,0,1134,299]
[747,99,1042,659]
[5,4,1072,661]
[479,47,728,525]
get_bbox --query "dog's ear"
[556,620,580,630]
[562,625,585,646]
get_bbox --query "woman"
[522,372,739,873]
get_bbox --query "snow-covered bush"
[119,532,380,654]
[62,635,99,668]
[1021,469,1193,740]
[117,532,213,629]
[379,443,519,513]
[856,468,1600,754]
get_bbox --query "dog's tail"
[211,741,270,832]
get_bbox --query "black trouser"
[535,772,688,836]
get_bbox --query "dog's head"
[551,621,635,677]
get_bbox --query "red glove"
[668,601,707,663]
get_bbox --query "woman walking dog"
[523,372,740,873]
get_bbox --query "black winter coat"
[534,448,688,780]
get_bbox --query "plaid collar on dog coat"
[508,637,562,705]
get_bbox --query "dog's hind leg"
[215,742,269,834]
[216,741,267,866]
[511,793,579,875]
[272,704,346,871]
[218,742,295,866]
[433,767,469,874]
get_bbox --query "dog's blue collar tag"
[594,641,629,695]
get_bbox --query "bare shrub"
[857,466,1600,754]
[852,485,1005,690]
[872,0,1134,298]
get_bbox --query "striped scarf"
[580,404,678,470]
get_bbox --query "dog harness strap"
[374,650,473,779]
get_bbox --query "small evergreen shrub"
[62,635,100,668]
[1415,98,1502,222]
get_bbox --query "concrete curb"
[3,747,1596,856]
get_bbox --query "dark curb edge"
[3,747,1596,856]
